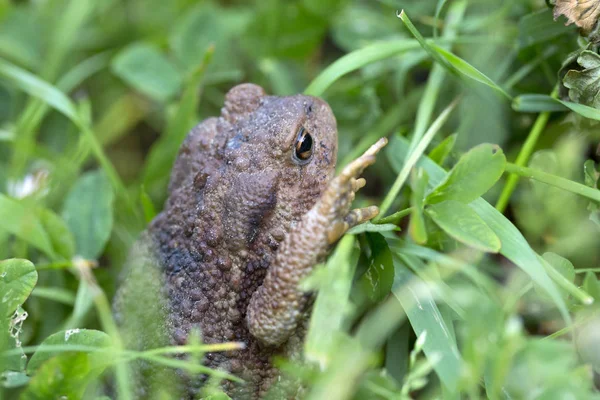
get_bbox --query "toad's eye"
[293,127,313,164]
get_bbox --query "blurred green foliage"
[0,0,600,399]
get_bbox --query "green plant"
[1,0,600,399]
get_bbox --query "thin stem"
[576,268,600,274]
[409,0,466,153]
[376,97,460,220]
[140,343,244,357]
[505,163,600,204]
[495,89,557,213]
[375,207,413,225]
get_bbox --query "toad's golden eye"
[293,127,313,164]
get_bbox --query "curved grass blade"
[409,0,465,155]
[304,39,422,96]
[397,10,512,100]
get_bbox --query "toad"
[114,83,387,399]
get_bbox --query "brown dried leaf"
[554,0,600,33]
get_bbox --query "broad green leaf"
[536,253,576,301]
[409,168,428,244]
[21,352,99,400]
[428,133,457,166]
[393,256,462,391]
[170,5,223,71]
[513,94,600,121]
[27,329,112,374]
[542,253,575,283]
[426,144,506,205]
[1,370,29,388]
[388,135,571,322]
[426,200,501,253]
[358,233,395,303]
[305,236,357,367]
[582,272,600,302]
[242,3,327,60]
[584,160,599,189]
[38,208,75,260]
[0,259,37,316]
[112,43,182,103]
[563,51,600,108]
[170,4,248,75]
[0,194,55,258]
[518,9,575,48]
[61,170,114,260]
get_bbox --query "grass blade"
[513,94,600,121]
[377,97,460,219]
[393,255,462,391]
[397,10,512,100]
[305,236,357,368]
[304,39,422,96]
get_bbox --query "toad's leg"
[247,137,388,346]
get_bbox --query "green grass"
[1,0,600,399]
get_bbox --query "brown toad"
[114,83,386,399]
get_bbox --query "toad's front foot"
[322,137,388,244]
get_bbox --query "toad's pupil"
[295,127,313,161]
